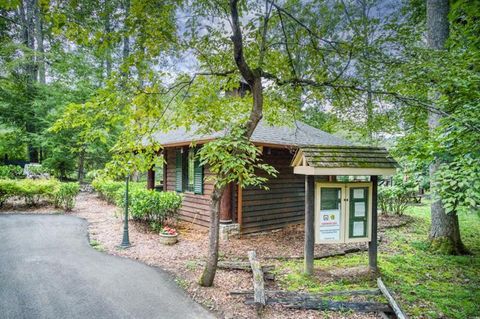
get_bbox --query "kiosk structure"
[291,146,398,274]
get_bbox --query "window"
[175,147,203,194]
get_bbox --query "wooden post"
[220,183,233,223]
[304,175,315,275]
[377,277,408,319]
[147,168,155,189]
[369,175,378,272]
[248,251,266,312]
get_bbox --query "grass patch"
[90,239,105,252]
[277,201,480,318]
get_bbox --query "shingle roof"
[298,145,398,168]
[150,120,352,147]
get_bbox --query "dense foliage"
[0,179,79,210]
[379,174,418,215]
[91,178,144,205]
[128,189,182,225]
[92,177,182,225]
[0,165,23,179]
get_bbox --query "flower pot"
[159,233,178,245]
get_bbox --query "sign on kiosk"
[319,209,341,240]
[315,183,372,244]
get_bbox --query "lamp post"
[120,173,131,248]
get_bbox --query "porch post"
[304,175,315,275]
[369,175,378,272]
[147,168,155,189]
[220,183,233,223]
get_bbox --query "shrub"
[129,189,182,225]
[91,178,124,204]
[0,165,23,179]
[13,179,59,206]
[92,177,145,204]
[0,179,78,210]
[0,179,17,206]
[0,179,79,210]
[379,174,418,215]
[92,178,182,225]
[52,182,80,211]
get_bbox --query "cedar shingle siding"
[166,146,305,233]
[241,148,305,234]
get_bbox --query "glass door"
[348,187,369,238]
[317,187,343,242]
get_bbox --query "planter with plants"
[159,226,178,245]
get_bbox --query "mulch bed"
[0,192,411,319]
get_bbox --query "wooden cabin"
[147,120,353,234]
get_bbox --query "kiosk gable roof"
[292,145,398,176]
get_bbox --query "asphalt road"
[0,214,215,319]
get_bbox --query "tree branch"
[229,0,255,84]
[258,0,274,68]
[0,14,22,26]
[277,8,297,78]
[265,0,343,52]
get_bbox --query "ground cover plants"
[276,201,480,318]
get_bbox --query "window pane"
[320,188,341,210]
[318,188,342,241]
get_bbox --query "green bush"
[129,189,182,224]
[0,179,17,206]
[92,178,182,224]
[379,174,418,215]
[92,178,125,204]
[92,177,145,204]
[0,165,23,179]
[10,179,58,206]
[52,182,80,211]
[0,179,78,210]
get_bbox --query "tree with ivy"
[391,0,479,254]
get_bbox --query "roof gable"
[292,145,398,176]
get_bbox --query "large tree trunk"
[426,0,466,254]
[25,0,37,81]
[19,0,39,163]
[199,0,264,287]
[199,185,225,286]
[33,0,45,84]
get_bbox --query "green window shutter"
[193,155,204,195]
[175,149,183,192]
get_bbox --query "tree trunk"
[199,0,265,287]
[426,0,466,254]
[104,1,112,79]
[77,148,86,183]
[25,0,37,81]
[33,0,45,84]
[199,185,225,286]
[120,0,130,84]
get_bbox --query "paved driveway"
[0,215,214,319]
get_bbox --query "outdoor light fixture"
[120,171,131,248]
